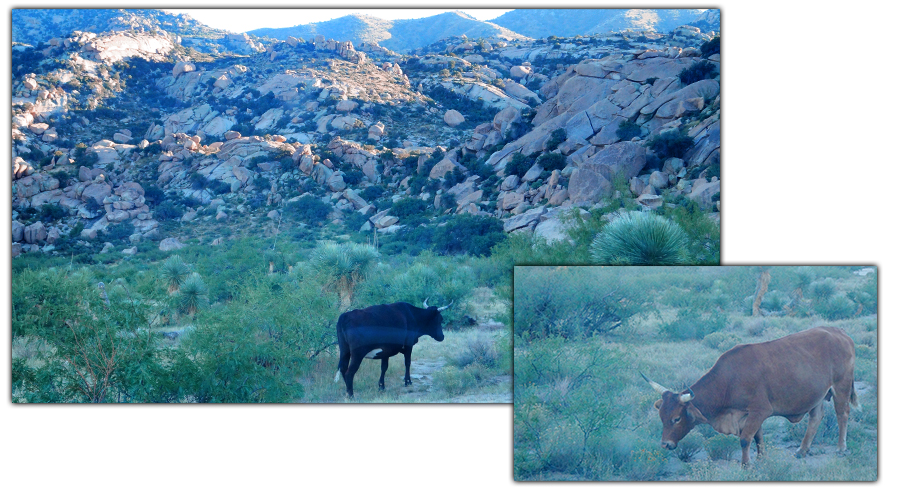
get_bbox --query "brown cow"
[643,326,859,465]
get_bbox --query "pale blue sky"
[166,9,514,34]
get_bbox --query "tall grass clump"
[590,212,688,266]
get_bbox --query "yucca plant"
[177,273,208,316]
[311,242,379,309]
[159,255,192,294]
[589,211,689,265]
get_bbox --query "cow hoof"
[404,380,412,386]
[794,450,806,459]
[378,386,385,392]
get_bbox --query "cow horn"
[437,301,454,312]
[641,372,671,395]
[423,297,430,308]
[679,389,695,403]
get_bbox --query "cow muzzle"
[661,440,677,450]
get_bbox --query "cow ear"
[686,403,708,424]
[653,399,663,410]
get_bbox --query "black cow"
[334,299,450,398]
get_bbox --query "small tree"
[311,242,379,310]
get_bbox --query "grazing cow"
[643,326,858,465]
[334,299,451,398]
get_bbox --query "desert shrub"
[514,267,639,341]
[814,294,857,321]
[661,306,727,341]
[179,275,338,402]
[646,129,695,159]
[545,128,567,150]
[701,36,720,58]
[745,317,768,336]
[590,212,689,266]
[449,334,501,368]
[432,365,478,396]
[284,196,332,224]
[674,432,705,462]
[155,200,185,221]
[616,120,643,141]
[679,60,719,85]
[761,290,790,313]
[704,434,739,461]
[11,268,177,403]
[504,152,535,177]
[143,185,165,206]
[361,185,385,200]
[38,203,66,223]
[537,152,566,171]
[390,197,430,217]
[431,214,505,257]
[626,445,668,480]
[847,274,877,315]
[809,278,837,302]
[702,331,742,351]
[514,338,630,478]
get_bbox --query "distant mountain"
[248,11,528,53]
[11,9,265,55]
[488,9,715,38]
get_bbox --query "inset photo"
[513,265,877,481]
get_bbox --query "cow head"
[642,373,708,450]
[422,298,452,342]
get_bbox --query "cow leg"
[379,356,389,391]
[796,401,824,458]
[403,346,413,386]
[831,376,854,453]
[338,348,351,380]
[344,356,363,398]
[754,428,765,457]
[739,413,769,466]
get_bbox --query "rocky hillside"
[11,9,720,261]
[489,9,714,38]
[12,9,265,56]
[249,11,528,54]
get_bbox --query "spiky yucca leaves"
[589,212,689,266]
[178,273,208,315]
[159,255,192,293]
[311,242,379,309]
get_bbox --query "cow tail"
[850,379,860,410]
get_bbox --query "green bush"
[616,120,642,141]
[504,152,535,177]
[646,129,695,159]
[701,36,720,58]
[431,214,505,257]
[284,196,332,224]
[814,293,857,321]
[590,212,689,266]
[661,306,727,341]
[679,60,719,85]
[704,434,739,461]
[545,128,567,150]
[702,331,742,351]
[390,197,430,217]
[537,152,566,171]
